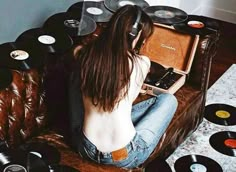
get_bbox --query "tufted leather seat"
[0,22,220,171]
[0,69,47,147]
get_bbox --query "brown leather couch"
[0,24,220,171]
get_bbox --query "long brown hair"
[74,5,153,112]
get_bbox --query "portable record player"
[140,23,199,95]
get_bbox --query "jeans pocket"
[115,155,138,169]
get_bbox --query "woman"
[68,5,178,169]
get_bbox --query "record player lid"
[140,23,199,74]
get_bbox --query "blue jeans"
[74,93,178,169]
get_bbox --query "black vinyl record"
[49,164,80,172]
[209,131,236,157]
[19,142,61,165]
[67,1,113,23]
[173,15,219,35]
[16,28,73,54]
[144,6,188,25]
[0,68,12,90]
[0,149,49,172]
[0,42,46,71]
[174,154,223,172]
[204,104,236,126]
[144,61,166,84]
[104,0,149,12]
[43,12,97,37]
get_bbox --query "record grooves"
[209,131,236,157]
[0,149,49,172]
[173,15,219,35]
[67,1,113,23]
[0,42,46,71]
[104,0,149,12]
[18,142,61,165]
[144,6,188,24]
[174,154,223,172]
[43,12,97,38]
[16,28,73,54]
[204,104,236,126]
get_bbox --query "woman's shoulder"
[135,54,151,69]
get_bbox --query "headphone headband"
[129,6,142,38]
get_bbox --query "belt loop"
[130,140,135,151]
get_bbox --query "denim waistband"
[81,131,137,159]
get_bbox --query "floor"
[166,64,236,172]
[165,20,236,171]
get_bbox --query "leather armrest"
[188,31,220,91]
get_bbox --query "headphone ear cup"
[129,28,138,41]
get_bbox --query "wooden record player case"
[140,23,199,95]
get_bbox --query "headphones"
[129,6,142,40]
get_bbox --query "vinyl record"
[0,149,49,172]
[204,104,236,126]
[144,6,188,25]
[18,142,61,165]
[104,0,149,12]
[16,28,73,54]
[49,164,80,172]
[173,15,219,35]
[174,154,223,172]
[209,131,236,157]
[0,42,46,71]
[67,1,113,23]
[0,68,12,90]
[43,12,97,37]
[144,61,166,84]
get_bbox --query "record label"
[86,7,103,15]
[64,19,80,28]
[190,163,207,172]
[4,164,27,172]
[154,10,175,19]
[224,139,236,149]
[215,110,230,119]
[188,21,205,29]
[38,35,56,45]
[10,50,29,60]
[119,1,135,6]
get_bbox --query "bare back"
[82,55,150,152]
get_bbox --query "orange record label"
[187,21,205,29]
[215,110,231,119]
[224,139,236,149]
